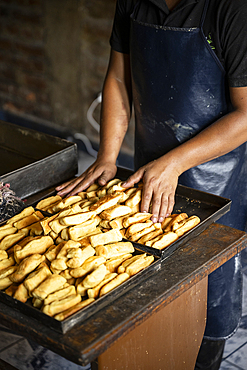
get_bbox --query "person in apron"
[57,0,247,368]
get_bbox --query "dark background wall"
[0,0,134,165]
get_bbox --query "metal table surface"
[0,223,246,367]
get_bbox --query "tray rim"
[1,145,77,180]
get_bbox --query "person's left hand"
[122,158,180,223]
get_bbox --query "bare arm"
[56,50,132,196]
[123,86,247,222]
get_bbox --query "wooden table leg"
[97,276,208,370]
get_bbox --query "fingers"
[140,186,175,223]
[122,169,145,188]
[150,191,175,223]
[56,175,90,197]
[56,162,117,197]
[137,162,177,222]
[140,182,153,214]
[166,192,175,217]
[97,171,111,187]
[55,179,76,191]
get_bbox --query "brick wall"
[0,0,134,156]
[0,0,50,119]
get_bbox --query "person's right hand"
[55,159,117,197]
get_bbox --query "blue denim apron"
[130,0,244,339]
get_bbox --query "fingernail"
[159,217,164,223]
[152,216,157,223]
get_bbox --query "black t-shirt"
[110,0,247,87]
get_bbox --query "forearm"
[167,90,247,175]
[97,50,132,164]
[56,50,132,196]
[124,86,247,222]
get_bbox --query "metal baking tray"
[0,167,231,333]
[0,250,161,333]
[116,167,231,260]
[0,120,78,200]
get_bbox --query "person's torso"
[110,0,247,88]
[129,0,247,232]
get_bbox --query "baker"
[57,0,247,368]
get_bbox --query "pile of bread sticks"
[0,178,200,322]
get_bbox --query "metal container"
[0,120,78,199]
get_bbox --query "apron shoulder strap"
[200,0,210,28]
